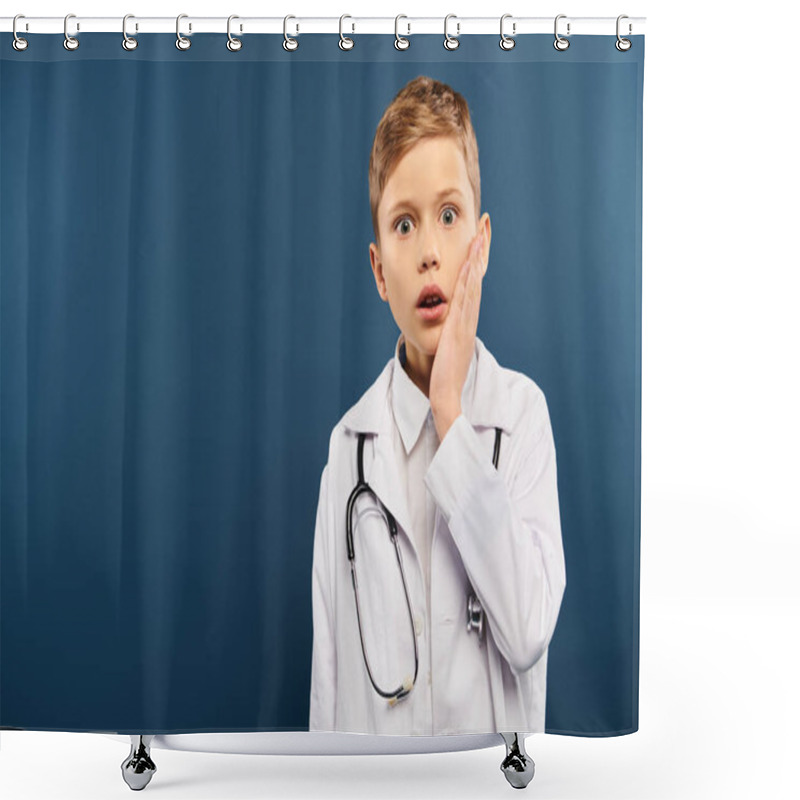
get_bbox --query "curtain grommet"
[394,15,410,50]
[499,14,515,51]
[443,13,460,51]
[553,14,570,51]
[12,14,29,51]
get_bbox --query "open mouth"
[416,283,447,320]
[417,296,447,321]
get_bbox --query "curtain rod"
[1,16,646,37]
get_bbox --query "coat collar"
[340,333,514,437]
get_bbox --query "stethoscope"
[346,426,503,705]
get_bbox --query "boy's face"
[369,135,491,362]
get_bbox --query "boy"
[309,76,566,736]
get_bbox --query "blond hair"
[368,76,481,246]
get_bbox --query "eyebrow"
[387,188,464,218]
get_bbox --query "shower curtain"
[1,29,644,737]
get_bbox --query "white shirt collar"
[390,332,478,455]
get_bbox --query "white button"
[414,614,423,636]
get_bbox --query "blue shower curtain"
[1,32,644,736]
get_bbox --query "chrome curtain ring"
[283,15,298,51]
[443,13,460,51]
[554,14,570,51]
[339,14,354,50]
[122,14,138,51]
[12,14,28,52]
[616,14,632,51]
[176,13,191,50]
[499,13,515,50]
[394,14,410,50]
[227,15,242,51]
[63,13,79,51]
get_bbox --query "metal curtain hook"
[283,15,298,51]
[12,14,29,51]
[394,14,410,50]
[64,13,79,51]
[339,14,354,50]
[616,14,632,51]
[176,13,191,50]
[227,15,242,51]
[499,13,515,50]
[122,14,138,51]
[554,14,570,51]
[443,13,460,51]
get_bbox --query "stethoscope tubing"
[346,424,502,704]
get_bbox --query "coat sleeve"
[309,462,337,731]
[424,388,566,675]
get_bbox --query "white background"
[2,1,798,798]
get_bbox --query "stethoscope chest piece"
[467,593,485,641]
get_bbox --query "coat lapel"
[363,429,414,548]
[339,360,414,545]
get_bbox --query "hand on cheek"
[429,229,485,440]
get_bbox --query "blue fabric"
[1,33,644,735]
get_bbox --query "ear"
[369,242,389,301]
[478,213,491,278]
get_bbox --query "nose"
[419,227,441,272]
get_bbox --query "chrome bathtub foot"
[499,732,535,789]
[121,735,157,790]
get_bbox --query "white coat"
[309,335,566,735]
